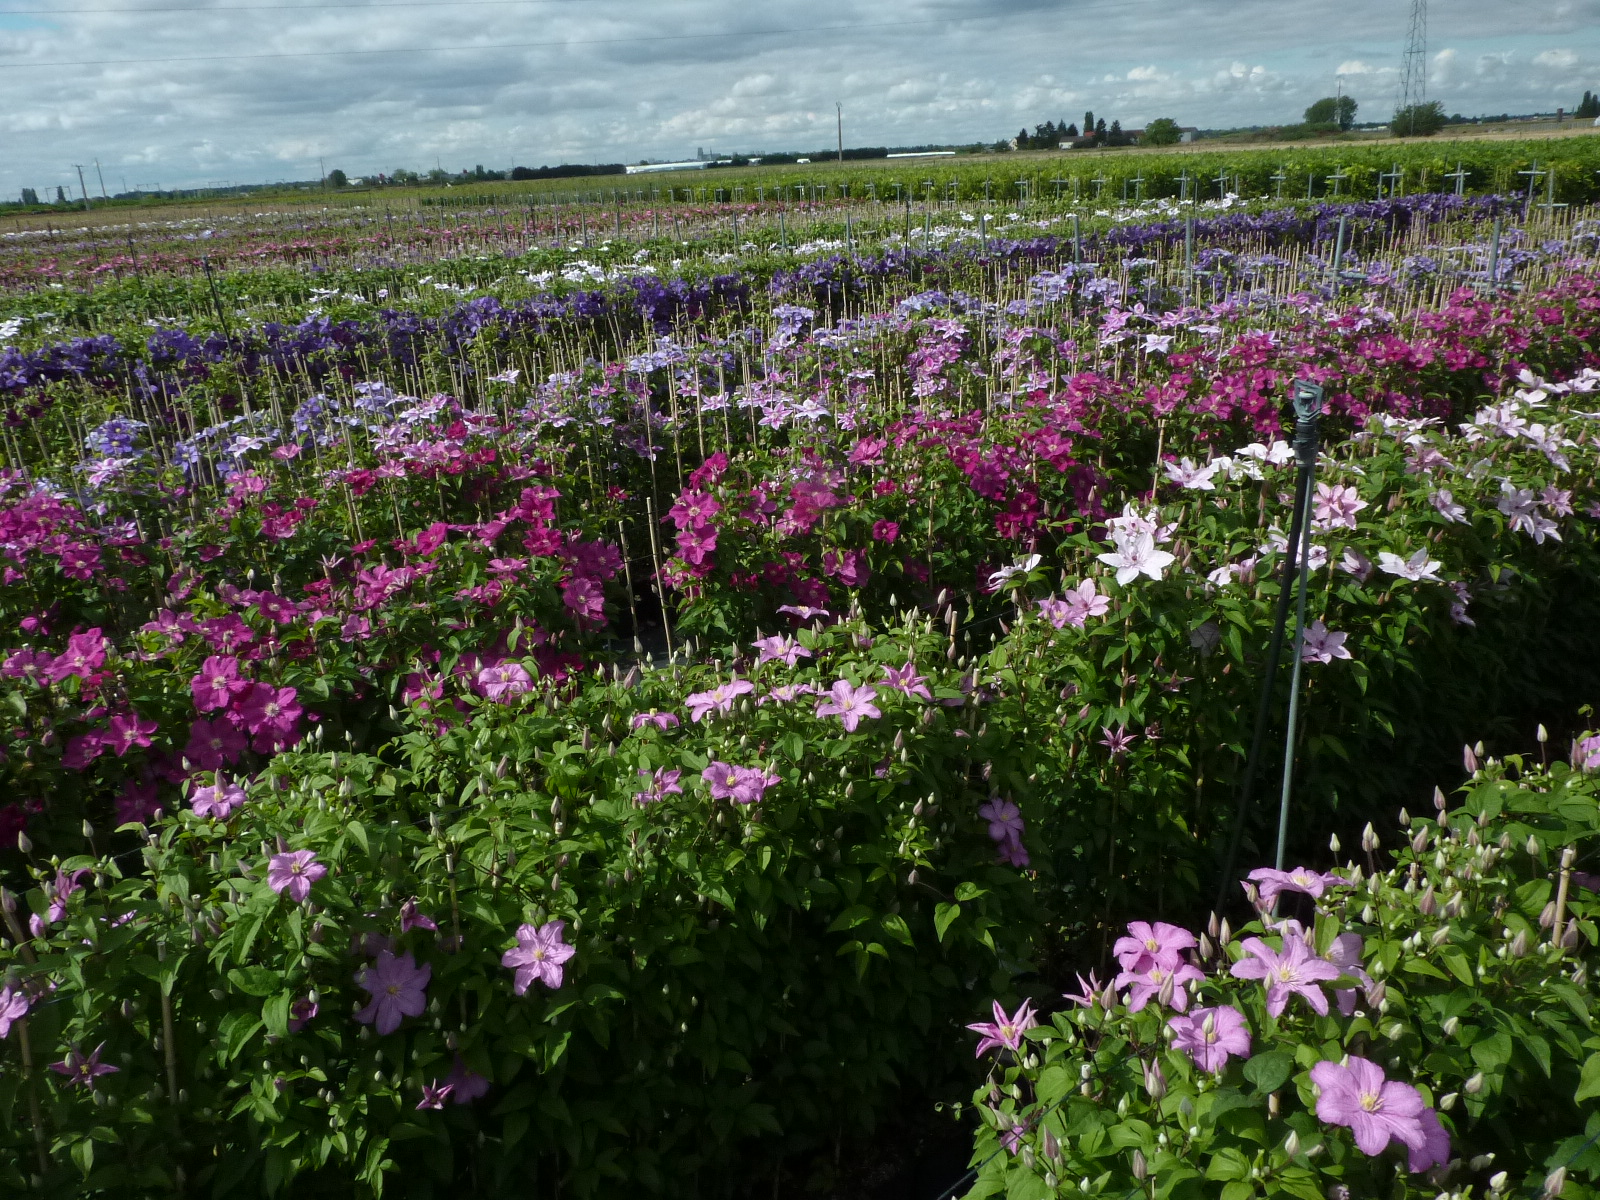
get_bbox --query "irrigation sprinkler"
[1184,214,1194,298]
[983,178,991,202]
[1131,174,1145,203]
[1214,379,1324,908]
[1445,163,1469,195]
[1273,380,1325,875]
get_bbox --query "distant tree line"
[1577,91,1600,119]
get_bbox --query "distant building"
[625,161,712,175]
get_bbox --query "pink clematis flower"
[879,662,932,700]
[814,680,882,731]
[1311,1055,1449,1172]
[1112,921,1197,973]
[684,678,755,722]
[1168,1006,1251,1073]
[702,762,780,805]
[236,683,303,744]
[50,1043,119,1089]
[267,850,326,903]
[1115,958,1205,1012]
[752,635,810,667]
[478,662,533,703]
[502,920,576,993]
[966,999,1037,1057]
[1312,483,1367,530]
[191,778,247,821]
[633,767,683,805]
[184,717,247,772]
[631,711,680,731]
[0,984,31,1038]
[1326,932,1374,1016]
[354,950,432,1035]
[191,655,246,713]
[1230,933,1342,1017]
[106,712,158,756]
[1245,866,1347,907]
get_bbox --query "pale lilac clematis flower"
[1097,532,1176,585]
[1430,490,1468,523]
[502,920,576,993]
[1311,1055,1449,1172]
[51,1044,120,1088]
[1378,549,1443,583]
[1063,970,1105,1008]
[1340,548,1374,583]
[1115,958,1205,1012]
[355,950,431,1035]
[1326,932,1374,1016]
[630,711,680,731]
[1300,621,1352,664]
[267,850,327,903]
[1168,1006,1251,1073]
[1312,483,1367,531]
[1163,457,1220,490]
[702,762,780,805]
[191,777,247,820]
[815,680,882,731]
[1230,934,1342,1017]
[966,999,1037,1057]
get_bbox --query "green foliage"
[961,751,1600,1199]
[1141,119,1182,147]
[1304,97,1357,131]
[1392,103,1447,138]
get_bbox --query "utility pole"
[93,159,109,200]
[836,103,843,163]
[73,164,92,210]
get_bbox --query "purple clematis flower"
[445,1054,490,1103]
[702,762,781,805]
[966,999,1037,1057]
[630,711,680,731]
[1168,1006,1251,1073]
[354,950,432,1035]
[684,678,755,722]
[1311,1055,1449,1172]
[502,920,576,993]
[1230,934,1342,1017]
[191,777,246,821]
[400,898,438,933]
[50,1043,119,1089]
[633,767,683,805]
[0,984,30,1038]
[752,634,810,667]
[416,1081,454,1110]
[267,850,326,903]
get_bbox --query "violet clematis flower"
[288,997,318,1032]
[752,635,810,667]
[47,869,90,923]
[966,999,1037,1057]
[702,762,781,805]
[633,767,683,805]
[400,899,438,933]
[1230,934,1342,1017]
[416,1081,454,1110]
[445,1055,491,1103]
[630,711,680,731]
[1245,866,1347,907]
[814,680,882,731]
[354,950,432,1035]
[1112,921,1197,973]
[502,920,576,993]
[879,662,932,700]
[1326,932,1374,1017]
[267,850,327,903]
[0,983,30,1038]
[977,797,1024,845]
[1311,1055,1448,1172]
[1168,1006,1251,1073]
[50,1043,119,1088]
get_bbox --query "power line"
[0,7,1105,68]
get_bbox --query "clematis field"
[1,189,1599,1198]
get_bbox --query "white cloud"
[1534,48,1579,68]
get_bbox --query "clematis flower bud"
[1283,1130,1299,1158]
[1143,1060,1166,1101]
[1527,835,1540,857]
[1328,832,1341,853]
[1463,744,1478,772]
[1439,1092,1458,1110]
[1361,823,1379,853]
[1540,902,1557,929]
[1442,1016,1460,1038]
[1537,724,1548,744]
[1131,1150,1148,1180]
[1489,1172,1508,1193]
[1411,828,1429,853]
[1510,929,1530,958]
[1398,808,1411,827]
[1470,1154,1496,1171]
[1464,1071,1485,1094]
[1267,1091,1280,1118]
[1543,1167,1567,1199]
[16,832,30,854]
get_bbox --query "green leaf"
[1472,1031,1513,1074]
[827,905,873,933]
[1401,958,1448,980]
[1205,1148,1251,1181]
[934,902,961,943]
[262,991,292,1039]
[1438,947,1474,987]
[346,820,370,856]
[1576,1052,1600,1102]
[1219,1183,1255,1200]
[1242,1051,1294,1094]
[954,882,988,902]
[227,966,281,997]
[219,1011,264,1064]
[880,914,914,946]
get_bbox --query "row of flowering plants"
[961,739,1600,1199]
[0,605,1038,1195]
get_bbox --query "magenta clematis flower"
[1300,621,1352,664]
[191,654,246,713]
[814,680,882,731]
[502,920,576,994]
[1063,970,1105,1008]
[49,629,109,682]
[267,850,327,902]
[288,997,318,1032]
[752,635,810,667]
[184,717,246,771]
[1115,958,1205,1012]
[354,950,432,1035]
[1230,934,1342,1017]
[966,998,1037,1057]
[0,983,30,1038]
[478,662,533,703]
[106,712,158,756]
[1099,726,1136,757]
[50,1043,119,1089]
[1245,866,1347,907]
[702,762,780,805]
[1168,1006,1251,1073]
[1112,921,1197,973]
[879,662,932,700]
[445,1055,491,1103]
[416,1081,454,1110]
[191,778,246,821]
[236,683,303,741]
[684,678,756,722]
[1311,1055,1448,1171]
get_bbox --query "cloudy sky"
[1,0,1597,197]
